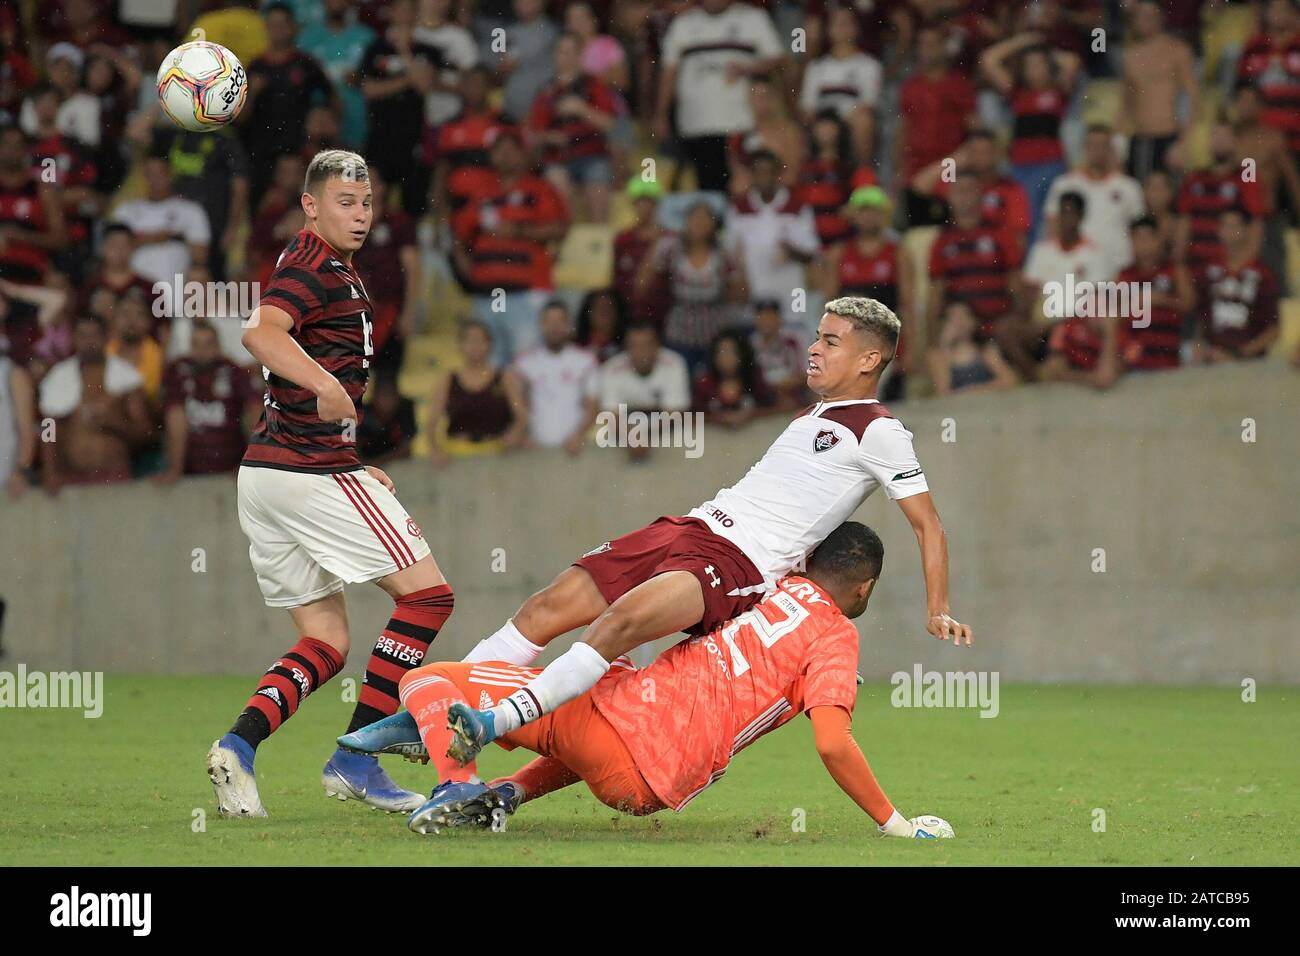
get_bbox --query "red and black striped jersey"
[1118,264,1184,370]
[242,229,373,473]
[928,225,1016,335]
[1175,170,1265,269]
[1008,86,1066,166]
[1196,258,1279,355]
[527,75,618,166]
[1237,33,1300,153]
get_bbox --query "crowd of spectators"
[1,0,1299,491]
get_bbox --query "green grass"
[1,678,1296,866]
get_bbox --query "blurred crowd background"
[0,0,1298,494]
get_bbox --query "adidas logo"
[479,691,493,709]
[257,686,283,706]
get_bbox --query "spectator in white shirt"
[512,299,599,455]
[599,321,691,414]
[112,155,211,318]
[726,150,821,333]
[655,0,783,193]
[1022,191,1120,323]
[799,6,882,163]
[1043,125,1145,270]
[20,43,100,148]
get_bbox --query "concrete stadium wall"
[2,360,1297,684]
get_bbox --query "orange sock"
[398,668,476,783]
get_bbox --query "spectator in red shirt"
[1192,208,1280,363]
[157,319,261,482]
[926,175,1018,353]
[979,31,1079,241]
[692,329,773,429]
[0,125,66,287]
[450,126,569,363]
[1174,121,1265,270]
[795,111,876,248]
[527,32,618,223]
[28,83,101,277]
[0,37,36,119]
[1119,216,1194,371]
[1236,0,1300,157]
[430,66,501,216]
[1041,312,1123,390]
[80,223,154,329]
[613,176,668,328]
[896,24,978,226]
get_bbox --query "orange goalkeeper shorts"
[421,660,665,816]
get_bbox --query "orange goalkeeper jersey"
[589,575,860,811]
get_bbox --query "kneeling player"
[352,523,950,838]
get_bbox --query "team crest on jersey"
[406,518,423,538]
[813,429,840,453]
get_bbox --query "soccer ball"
[156,41,248,132]
[910,815,955,839]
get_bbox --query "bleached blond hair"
[304,149,369,195]
[824,296,901,350]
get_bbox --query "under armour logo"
[704,565,721,588]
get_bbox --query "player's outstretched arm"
[243,304,355,423]
[808,706,912,837]
[895,492,972,646]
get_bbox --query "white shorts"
[237,465,432,608]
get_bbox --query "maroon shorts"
[572,516,766,635]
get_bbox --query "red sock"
[398,667,475,783]
[491,757,581,804]
[346,584,454,734]
[232,637,345,747]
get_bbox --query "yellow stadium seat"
[553,223,615,290]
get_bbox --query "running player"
[448,295,971,765]
[206,150,453,818]
[357,522,950,838]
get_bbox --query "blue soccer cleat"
[322,747,425,813]
[407,780,504,834]
[336,711,427,761]
[446,701,497,766]
[207,732,267,818]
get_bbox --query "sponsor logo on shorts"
[892,467,924,481]
[406,518,423,538]
[582,541,612,557]
[813,429,840,453]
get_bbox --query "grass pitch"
[2,678,1296,866]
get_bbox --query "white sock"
[490,642,609,734]
[462,619,546,666]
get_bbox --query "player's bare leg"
[207,591,351,819]
[462,565,608,665]
[449,571,705,763]
[322,554,455,813]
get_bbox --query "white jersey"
[512,343,599,448]
[662,4,783,138]
[689,399,928,588]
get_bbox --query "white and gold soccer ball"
[911,815,955,839]
[156,41,248,132]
